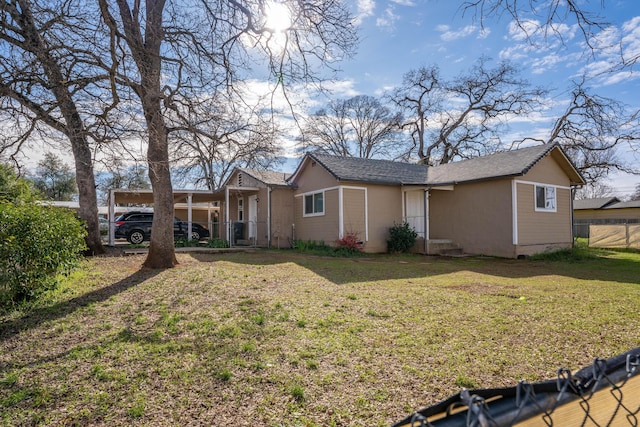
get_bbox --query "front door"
[405,190,425,238]
[248,195,258,241]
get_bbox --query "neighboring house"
[573,197,640,238]
[212,168,293,248]
[215,143,585,258]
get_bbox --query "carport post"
[187,193,193,240]
[108,189,115,247]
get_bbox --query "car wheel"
[128,230,145,244]
[191,231,201,241]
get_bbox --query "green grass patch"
[1,249,639,425]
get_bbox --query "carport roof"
[109,189,218,205]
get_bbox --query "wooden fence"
[589,224,640,249]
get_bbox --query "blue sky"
[302,0,640,196]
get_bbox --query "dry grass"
[1,249,639,426]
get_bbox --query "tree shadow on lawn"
[186,249,640,286]
[0,268,161,342]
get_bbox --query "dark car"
[114,211,210,244]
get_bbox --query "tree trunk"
[137,0,177,269]
[70,131,104,256]
[142,103,178,269]
[57,93,104,255]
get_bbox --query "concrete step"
[427,239,464,256]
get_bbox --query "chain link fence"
[392,347,640,427]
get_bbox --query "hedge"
[0,203,87,307]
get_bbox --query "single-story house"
[573,197,640,238]
[215,143,585,258]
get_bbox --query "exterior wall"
[342,187,366,242]
[291,161,340,245]
[523,154,573,185]
[294,159,340,191]
[515,183,572,256]
[174,208,210,227]
[429,179,514,257]
[270,188,295,248]
[366,185,403,252]
[291,170,403,253]
[514,155,574,256]
[293,188,340,244]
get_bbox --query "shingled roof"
[298,153,429,185]
[574,197,620,210]
[425,144,567,185]
[290,143,583,187]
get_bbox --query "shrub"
[387,222,418,253]
[292,240,328,252]
[336,232,363,252]
[0,203,87,307]
[206,238,230,248]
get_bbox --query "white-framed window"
[535,185,556,212]
[238,197,244,221]
[304,191,324,216]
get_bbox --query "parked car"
[114,211,210,244]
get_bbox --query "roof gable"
[222,167,291,188]
[237,168,291,186]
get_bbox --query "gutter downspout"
[424,189,429,254]
[570,186,577,247]
[267,187,272,248]
[225,187,230,243]
[187,193,193,240]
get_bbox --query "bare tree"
[574,182,615,201]
[96,158,150,204]
[0,0,116,254]
[463,1,639,74]
[512,81,640,185]
[169,92,282,190]
[302,95,403,159]
[463,0,607,48]
[392,58,546,165]
[98,0,357,268]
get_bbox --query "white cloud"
[478,27,491,39]
[316,79,361,99]
[376,6,400,30]
[438,24,477,42]
[507,19,541,42]
[530,53,564,74]
[354,0,375,26]
[575,17,640,85]
[390,0,415,5]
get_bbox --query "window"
[304,192,324,216]
[535,185,556,211]
[238,198,244,221]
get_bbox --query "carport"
[107,189,220,246]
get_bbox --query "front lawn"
[1,249,639,426]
